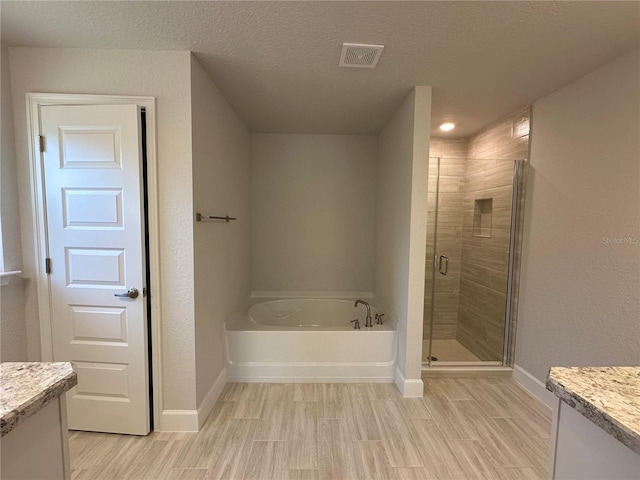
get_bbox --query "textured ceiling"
[1,1,639,137]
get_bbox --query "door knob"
[114,288,139,299]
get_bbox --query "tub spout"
[354,299,372,328]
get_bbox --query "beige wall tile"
[456,110,530,361]
[424,150,467,334]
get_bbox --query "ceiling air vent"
[339,43,384,69]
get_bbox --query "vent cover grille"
[339,43,384,68]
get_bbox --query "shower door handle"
[438,255,449,275]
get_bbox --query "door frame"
[26,93,164,431]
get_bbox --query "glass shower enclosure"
[423,157,527,367]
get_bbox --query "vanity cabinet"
[547,367,640,480]
[1,362,77,480]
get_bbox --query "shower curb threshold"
[422,366,512,378]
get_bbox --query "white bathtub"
[225,298,397,382]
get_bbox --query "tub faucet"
[354,299,372,328]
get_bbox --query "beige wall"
[376,87,431,395]
[1,43,27,361]
[191,56,251,408]
[517,49,640,382]
[251,133,377,293]
[1,45,22,272]
[8,48,197,411]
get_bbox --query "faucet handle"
[375,313,386,325]
[350,319,361,330]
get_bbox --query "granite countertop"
[546,366,640,455]
[1,362,77,436]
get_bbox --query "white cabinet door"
[41,104,150,435]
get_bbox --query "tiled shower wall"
[458,110,530,360]
[425,110,530,360]
[424,139,467,340]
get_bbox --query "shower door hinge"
[39,135,45,153]
[45,258,51,274]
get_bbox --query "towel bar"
[196,213,237,222]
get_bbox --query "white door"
[40,104,150,435]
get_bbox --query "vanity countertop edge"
[1,362,78,436]
[546,366,640,455]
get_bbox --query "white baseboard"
[251,291,373,299]
[160,368,228,432]
[394,367,424,398]
[512,364,555,409]
[229,375,394,383]
[159,409,199,432]
[197,368,227,429]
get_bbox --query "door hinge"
[45,258,51,274]
[38,135,45,153]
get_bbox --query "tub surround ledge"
[1,362,77,436]
[546,366,640,454]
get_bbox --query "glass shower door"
[423,158,441,367]
[423,157,526,367]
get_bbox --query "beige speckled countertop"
[1,362,77,436]
[546,366,640,454]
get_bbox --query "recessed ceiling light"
[440,122,455,132]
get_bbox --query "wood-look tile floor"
[69,377,551,480]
